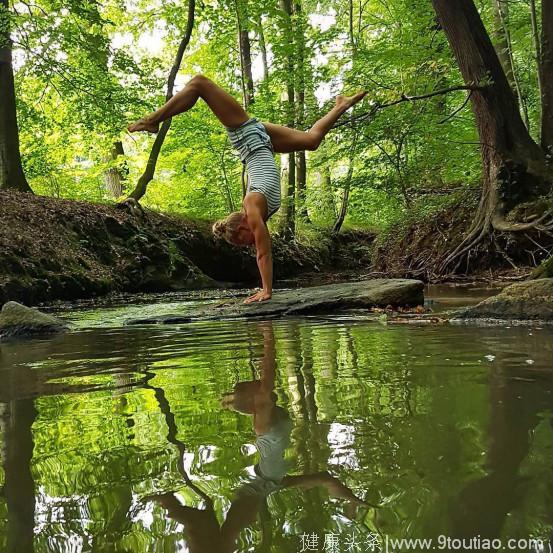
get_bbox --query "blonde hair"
[212,211,244,245]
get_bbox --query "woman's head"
[212,211,254,246]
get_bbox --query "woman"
[129,75,366,303]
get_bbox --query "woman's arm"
[245,211,273,303]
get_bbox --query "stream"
[0,286,552,552]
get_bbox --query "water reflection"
[452,364,553,542]
[2,398,36,553]
[147,322,365,553]
[0,317,552,551]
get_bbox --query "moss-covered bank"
[0,191,374,305]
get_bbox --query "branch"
[439,90,473,124]
[332,84,483,129]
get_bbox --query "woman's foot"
[335,91,367,111]
[128,117,160,134]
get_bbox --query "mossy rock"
[455,278,553,321]
[0,301,69,340]
[531,256,553,279]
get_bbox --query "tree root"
[116,197,146,218]
[438,220,490,276]
[491,210,552,232]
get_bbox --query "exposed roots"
[116,198,146,218]
[491,210,552,232]
[438,206,553,277]
[438,219,490,276]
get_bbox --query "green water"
[1,294,553,552]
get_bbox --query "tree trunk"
[432,0,550,263]
[491,1,515,93]
[296,152,307,217]
[0,0,32,193]
[490,0,529,128]
[332,132,358,234]
[432,0,553,273]
[257,14,269,81]
[541,0,553,152]
[104,141,126,198]
[529,0,544,134]
[279,0,296,238]
[127,0,195,201]
[294,1,309,221]
[235,0,254,108]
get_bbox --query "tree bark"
[279,0,296,238]
[127,0,196,201]
[541,0,553,151]
[491,0,529,128]
[431,0,550,236]
[104,141,126,198]
[257,14,269,81]
[235,0,254,108]
[0,0,32,193]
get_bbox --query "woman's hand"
[244,290,272,304]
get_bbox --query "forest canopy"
[2,0,552,257]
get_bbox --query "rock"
[531,256,553,279]
[126,279,424,325]
[453,278,553,322]
[0,301,69,340]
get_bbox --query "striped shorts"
[227,118,281,217]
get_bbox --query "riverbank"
[2,190,546,307]
[0,191,374,305]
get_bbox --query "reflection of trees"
[2,398,37,553]
[4,318,552,550]
[451,366,553,540]
[149,321,366,552]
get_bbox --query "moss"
[531,257,553,279]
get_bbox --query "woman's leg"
[263,92,367,153]
[128,75,250,133]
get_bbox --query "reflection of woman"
[222,321,292,497]
[148,322,366,552]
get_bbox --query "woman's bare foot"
[127,117,159,134]
[335,91,368,111]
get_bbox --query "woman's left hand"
[244,290,272,304]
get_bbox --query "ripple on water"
[1,307,553,552]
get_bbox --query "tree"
[490,0,529,128]
[104,141,127,198]
[541,0,553,152]
[0,0,32,192]
[294,0,309,221]
[235,0,254,108]
[431,0,553,272]
[279,0,296,238]
[127,0,196,202]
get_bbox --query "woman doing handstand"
[128,75,366,303]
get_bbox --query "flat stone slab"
[126,279,425,325]
[453,278,553,322]
[0,301,69,340]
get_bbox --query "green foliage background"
[10,0,544,230]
